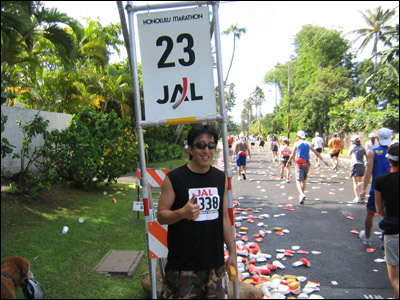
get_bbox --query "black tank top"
[165,165,226,271]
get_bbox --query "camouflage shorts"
[161,266,226,299]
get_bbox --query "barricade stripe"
[148,221,168,248]
[137,169,169,188]
[149,234,168,258]
[149,249,158,259]
[147,169,165,187]
[156,169,169,185]
[147,175,158,188]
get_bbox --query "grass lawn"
[147,157,189,170]
[1,183,149,299]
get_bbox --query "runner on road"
[280,138,292,183]
[288,130,328,204]
[312,132,325,167]
[328,133,343,171]
[233,133,251,180]
[359,128,392,245]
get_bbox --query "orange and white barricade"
[133,168,170,224]
[148,221,168,259]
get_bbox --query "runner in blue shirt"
[360,127,392,245]
[288,130,328,204]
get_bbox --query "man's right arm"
[157,176,200,225]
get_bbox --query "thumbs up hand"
[183,194,200,221]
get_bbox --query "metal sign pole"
[212,2,240,299]
[126,1,238,299]
[126,3,157,299]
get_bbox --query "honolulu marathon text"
[142,13,204,25]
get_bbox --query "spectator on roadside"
[328,133,343,171]
[233,133,251,180]
[365,132,379,152]
[349,135,367,203]
[359,128,393,245]
[288,130,328,204]
[312,132,325,167]
[157,124,236,299]
[374,142,399,300]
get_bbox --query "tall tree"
[350,6,397,69]
[265,25,352,136]
[222,24,246,83]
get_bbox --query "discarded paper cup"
[62,226,69,234]
[259,268,270,275]
[112,198,116,203]
[301,258,311,267]
[78,218,84,223]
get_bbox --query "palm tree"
[350,6,397,69]
[222,24,246,83]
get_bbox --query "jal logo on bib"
[189,187,220,222]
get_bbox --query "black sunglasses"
[193,142,217,150]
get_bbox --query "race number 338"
[137,6,216,121]
[189,188,220,222]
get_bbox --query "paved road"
[229,149,393,299]
[120,148,393,299]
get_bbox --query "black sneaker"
[242,172,247,180]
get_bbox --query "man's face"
[188,133,216,169]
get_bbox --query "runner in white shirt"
[312,132,325,167]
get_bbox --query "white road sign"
[137,6,216,121]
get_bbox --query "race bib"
[189,187,220,222]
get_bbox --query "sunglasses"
[193,141,217,150]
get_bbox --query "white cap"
[351,135,360,142]
[378,128,392,146]
[315,132,320,136]
[297,130,306,139]
[369,132,376,138]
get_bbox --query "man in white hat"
[365,132,379,152]
[288,130,328,204]
[359,128,392,245]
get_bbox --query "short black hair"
[187,124,218,160]
[388,143,399,167]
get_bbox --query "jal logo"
[192,188,216,197]
[156,77,203,109]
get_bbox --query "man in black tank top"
[158,124,237,299]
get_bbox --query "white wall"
[1,106,72,175]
